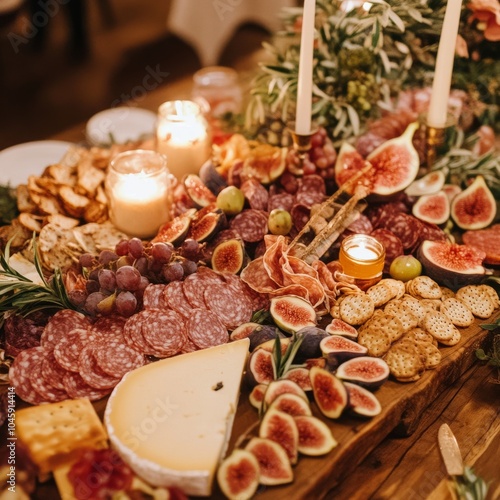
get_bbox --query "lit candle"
[427,0,463,128]
[106,150,171,239]
[339,234,386,280]
[295,0,316,135]
[156,100,211,180]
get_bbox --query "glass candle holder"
[339,234,386,281]
[156,100,211,180]
[106,150,171,239]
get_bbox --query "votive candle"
[339,234,386,279]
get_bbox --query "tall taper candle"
[295,0,316,135]
[427,0,463,128]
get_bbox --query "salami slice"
[9,347,46,405]
[186,308,229,349]
[3,315,43,358]
[230,209,269,243]
[142,284,169,310]
[79,344,121,390]
[31,353,68,403]
[222,273,269,312]
[53,328,97,372]
[164,281,193,319]
[463,228,500,265]
[346,214,373,234]
[63,371,111,401]
[123,313,152,353]
[94,341,146,379]
[370,228,404,272]
[294,190,325,209]
[379,212,420,250]
[240,178,269,211]
[41,309,90,348]
[89,315,127,342]
[297,174,326,195]
[204,283,253,329]
[267,192,295,213]
[41,350,69,391]
[182,273,211,309]
[290,204,310,232]
[180,338,199,353]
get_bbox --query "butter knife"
[438,423,465,476]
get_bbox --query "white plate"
[86,107,157,146]
[0,140,73,186]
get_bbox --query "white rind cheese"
[104,338,250,496]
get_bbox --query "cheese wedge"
[104,338,250,497]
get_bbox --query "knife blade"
[438,423,465,476]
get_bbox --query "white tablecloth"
[167,0,297,66]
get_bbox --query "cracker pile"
[331,278,499,383]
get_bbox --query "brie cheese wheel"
[104,338,249,496]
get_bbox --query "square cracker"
[15,398,107,474]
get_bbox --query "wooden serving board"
[211,311,500,499]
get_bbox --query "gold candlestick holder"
[288,126,318,175]
[422,115,457,171]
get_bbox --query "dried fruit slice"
[217,449,260,500]
[245,437,293,486]
[309,366,348,419]
[294,415,337,456]
[259,408,299,464]
[405,170,446,197]
[412,191,450,225]
[269,295,317,334]
[344,381,382,417]
[336,356,390,389]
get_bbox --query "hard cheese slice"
[104,338,250,497]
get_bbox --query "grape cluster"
[69,237,201,317]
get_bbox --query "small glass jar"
[156,100,211,180]
[106,150,171,239]
[192,66,242,118]
[339,234,386,284]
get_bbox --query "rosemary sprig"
[453,466,489,500]
[0,236,76,322]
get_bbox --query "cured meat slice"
[370,228,404,272]
[41,309,90,348]
[186,308,229,349]
[53,328,97,373]
[63,371,111,401]
[298,174,326,195]
[94,341,146,379]
[204,283,253,329]
[240,178,269,211]
[89,315,127,342]
[79,344,121,390]
[183,273,210,309]
[9,347,46,405]
[267,193,294,213]
[346,214,373,235]
[225,274,270,312]
[379,212,420,250]
[240,257,278,294]
[142,284,169,310]
[290,204,310,231]
[164,280,193,318]
[229,209,269,243]
[463,228,500,265]
[3,315,43,358]
[123,314,152,353]
[40,350,68,391]
[31,355,68,403]
[294,191,325,209]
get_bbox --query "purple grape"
[151,242,174,264]
[99,250,118,266]
[79,253,95,268]
[180,238,200,260]
[134,257,149,276]
[181,259,198,276]
[68,289,87,307]
[86,279,100,294]
[98,269,117,292]
[84,292,107,316]
[115,291,138,317]
[115,239,130,256]
[88,269,100,281]
[115,255,134,269]
[162,262,184,282]
[116,265,142,291]
[128,238,144,259]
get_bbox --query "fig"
[294,326,329,362]
[442,184,462,203]
[325,318,358,340]
[256,337,291,355]
[188,210,226,242]
[199,159,228,195]
[246,348,274,386]
[344,381,382,417]
[320,335,368,361]
[242,144,287,185]
[216,186,246,216]
[412,190,450,225]
[249,384,267,410]
[183,173,217,208]
[245,437,293,486]
[365,122,420,196]
[263,379,308,409]
[294,415,338,456]
[152,209,195,245]
[282,367,313,392]
[247,326,284,352]
[404,170,446,197]
[259,408,299,464]
[304,357,327,369]
[211,239,246,274]
[229,322,263,342]
[309,366,349,419]
[336,356,389,389]
[270,295,317,334]
[417,240,489,289]
[217,449,260,500]
[451,175,497,230]
[334,142,371,195]
[268,393,312,417]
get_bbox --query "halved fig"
[282,367,313,392]
[412,190,450,225]
[325,318,358,340]
[247,326,284,352]
[334,142,372,195]
[242,144,287,185]
[183,173,217,208]
[294,415,338,456]
[256,337,291,355]
[270,295,317,334]
[246,348,274,386]
[245,437,293,486]
[304,357,327,369]
[211,238,246,274]
[268,393,312,417]
[199,159,228,195]
[417,239,489,289]
[336,356,389,389]
[344,381,382,417]
[249,384,268,410]
[294,326,329,362]
[259,408,299,464]
[320,335,368,361]
[217,449,260,500]
[152,209,195,245]
[309,366,348,419]
[188,210,226,242]
[229,322,263,342]
[442,184,462,202]
[263,379,308,409]
[451,175,497,230]
[404,170,446,197]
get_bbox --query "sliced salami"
[240,178,269,211]
[63,371,111,401]
[229,209,269,243]
[290,204,310,232]
[346,214,374,234]
[41,309,90,348]
[297,174,326,195]
[379,212,420,250]
[222,273,269,312]
[89,315,127,342]
[79,344,121,390]
[180,338,199,353]
[267,192,295,213]
[9,347,46,405]
[3,315,43,358]
[164,281,193,318]
[31,354,68,403]
[294,190,325,209]
[370,228,404,272]
[40,350,69,391]
[186,308,229,349]
[463,228,500,265]
[204,283,253,329]
[94,341,146,379]
[142,284,169,310]
[123,313,152,353]
[182,273,210,309]
[53,328,97,373]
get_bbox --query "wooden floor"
[0,0,271,150]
